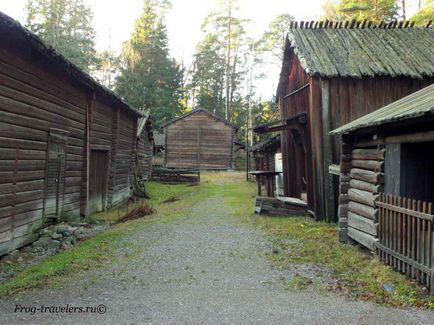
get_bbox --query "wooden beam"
[282,83,310,99]
[355,131,434,147]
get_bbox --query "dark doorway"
[89,150,109,214]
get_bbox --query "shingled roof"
[284,21,434,79]
[331,83,434,135]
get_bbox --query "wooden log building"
[331,84,434,291]
[255,21,434,221]
[162,108,238,170]
[0,13,146,255]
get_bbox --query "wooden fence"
[376,193,434,293]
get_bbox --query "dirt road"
[1,188,433,324]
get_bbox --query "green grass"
[2,171,433,308]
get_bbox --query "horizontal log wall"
[345,146,385,250]
[165,111,235,170]
[111,111,135,205]
[0,47,87,255]
[137,130,153,181]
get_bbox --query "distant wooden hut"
[162,108,238,170]
[255,22,434,221]
[0,13,144,255]
[331,84,434,291]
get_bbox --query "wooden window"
[43,129,68,221]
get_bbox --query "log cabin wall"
[0,41,88,254]
[111,111,136,206]
[338,144,385,250]
[164,109,236,170]
[137,126,153,181]
[0,13,142,255]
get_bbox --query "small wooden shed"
[133,113,153,195]
[162,108,238,170]
[331,84,434,290]
[255,21,434,221]
[0,13,144,255]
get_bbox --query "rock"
[40,228,53,237]
[52,223,72,234]
[383,282,395,293]
[51,232,63,240]
[62,230,72,237]
[33,237,60,251]
[60,241,72,250]
[8,249,19,261]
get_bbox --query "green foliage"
[410,0,434,26]
[255,14,295,65]
[25,0,98,72]
[115,0,184,129]
[322,0,399,22]
[187,0,249,122]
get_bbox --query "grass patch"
[284,275,312,290]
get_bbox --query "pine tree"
[25,0,97,72]
[115,0,183,128]
[321,0,399,22]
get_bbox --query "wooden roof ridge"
[0,11,142,118]
[161,108,238,130]
[288,20,430,29]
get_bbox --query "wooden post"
[321,79,336,222]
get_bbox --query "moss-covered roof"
[331,83,434,134]
[286,21,434,79]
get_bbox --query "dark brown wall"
[0,46,87,254]
[165,111,235,169]
[279,55,311,207]
[137,130,153,181]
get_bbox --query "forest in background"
[23,0,434,143]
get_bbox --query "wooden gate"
[376,193,434,293]
[44,133,67,220]
[89,150,109,214]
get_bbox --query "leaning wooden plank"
[348,201,378,220]
[352,148,385,160]
[348,226,378,250]
[350,168,384,184]
[352,159,384,172]
[276,196,308,207]
[348,211,377,236]
[348,188,378,207]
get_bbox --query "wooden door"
[44,140,66,220]
[89,150,108,214]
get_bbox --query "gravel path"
[1,195,434,324]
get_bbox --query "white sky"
[0,0,420,97]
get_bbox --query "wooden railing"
[376,193,434,293]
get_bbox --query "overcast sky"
[0,0,419,97]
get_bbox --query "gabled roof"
[331,83,434,135]
[161,108,238,130]
[0,12,141,118]
[283,21,434,80]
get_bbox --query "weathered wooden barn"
[162,108,238,169]
[332,84,434,291]
[255,21,434,221]
[0,13,144,255]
